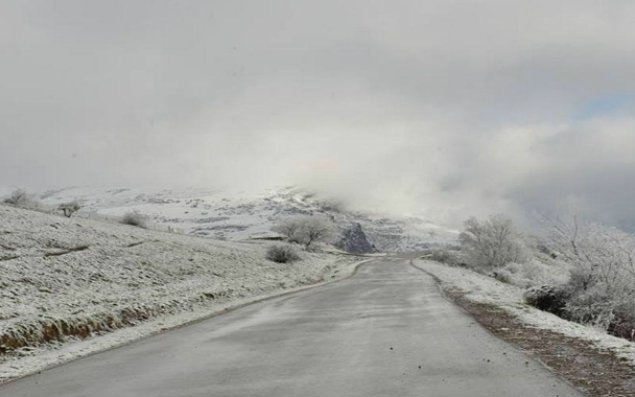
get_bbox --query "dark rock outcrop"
[335,223,375,254]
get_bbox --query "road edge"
[408,259,588,395]
[409,259,635,397]
[0,257,377,387]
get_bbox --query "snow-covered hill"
[35,186,458,251]
[0,204,360,381]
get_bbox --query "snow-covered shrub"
[426,246,464,266]
[58,201,81,217]
[266,244,300,263]
[545,217,635,337]
[120,211,147,228]
[524,285,571,317]
[493,259,570,289]
[272,215,335,250]
[2,189,42,211]
[459,215,527,270]
[3,189,28,205]
[491,268,513,284]
[610,309,635,341]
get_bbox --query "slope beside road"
[0,205,360,380]
[0,258,582,397]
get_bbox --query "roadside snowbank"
[0,205,361,382]
[413,260,635,367]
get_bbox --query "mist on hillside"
[2,1,635,229]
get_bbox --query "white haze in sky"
[2,1,635,228]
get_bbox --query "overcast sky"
[2,1,635,227]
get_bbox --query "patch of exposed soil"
[443,287,635,397]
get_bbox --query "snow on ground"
[413,260,635,367]
[33,186,458,251]
[0,204,363,382]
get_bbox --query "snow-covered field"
[35,186,458,251]
[0,204,362,382]
[413,260,635,367]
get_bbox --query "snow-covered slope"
[414,260,635,367]
[36,186,458,251]
[0,204,360,380]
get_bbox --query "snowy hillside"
[0,204,360,380]
[36,186,458,251]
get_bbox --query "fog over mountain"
[2,1,634,228]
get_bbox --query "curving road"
[0,258,582,396]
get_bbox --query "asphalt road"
[0,258,583,396]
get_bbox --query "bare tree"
[58,201,81,217]
[272,215,335,250]
[544,216,635,332]
[459,215,526,269]
[300,216,335,249]
[271,217,304,243]
[3,189,31,207]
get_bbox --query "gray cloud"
[2,0,635,227]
